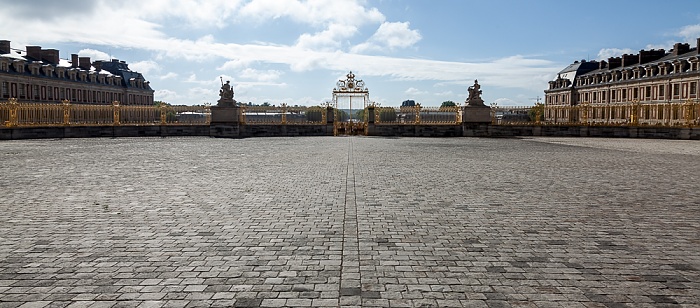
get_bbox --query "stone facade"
[0,40,153,105]
[545,38,700,122]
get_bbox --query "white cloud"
[159,72,178,80]
[239,68,282,82]
[238,0,384,27]
[77,49,112,61]
[352,22,421,53]
[128,60,160,75]
[296,24,357,51]
[218,59,254,71]
[154,89,179,102]
[678,24,700,42]
[405,87,427,96]
[596,48,635,60]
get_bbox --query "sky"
[2,0,700,107]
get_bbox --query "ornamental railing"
[241,104,326,125]
[0,99,210,127]
[543,101,700,127]
[374,106,461,125]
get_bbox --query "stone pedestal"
[210,106,241,138]
[462,105,492,124]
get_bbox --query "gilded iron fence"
[374,106,460,125]
[241,104,326,125]
[1,99,211,127]
[491,106,536,125]
[543,101,700,127]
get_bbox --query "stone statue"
[217,79,237,107]
[219,80,234,100]
[467,79,482,101]
[466,79,485,107]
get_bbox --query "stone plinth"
[211,106,240,123]
[462,105,491,123]
[210,106,241,138]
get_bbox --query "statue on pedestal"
[217,79,237,107]
[466,79,485,107]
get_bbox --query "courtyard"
[0,136,699,307]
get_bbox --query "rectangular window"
[1,82,7,98]
[645,86,651,98]
[622,89,627,100]
[33,85,39,99]
[659,85,665,97]
[611,90,616,100]
[633,88,638,99]
[593,92,597,101]
[601,91,606,102]
[19,83,25,98]
[673,84,680,97]
[691,82,697,96]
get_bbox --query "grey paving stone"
[0,137,699,307]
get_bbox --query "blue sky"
[2,0,700,107]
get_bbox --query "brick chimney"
[92,60,102,72]
[608,57,622,69]
[598,60,608,70]
[40,49,59,64]
[672,43,690,56]
[78,57,91,70]
[697,37,700,54]
[71,54,79,68]
[26,46,42,60]
[0,40,11,54]
[639,49,666,64]
[621,54,639,67]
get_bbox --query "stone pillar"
[461,105,492,124]
[210,100,241,138]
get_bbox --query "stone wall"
[2,124,699,140]
[466,125,700,140]
[367,124,462,137]
[0,125,210,140]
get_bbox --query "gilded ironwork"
[0,99,211,128]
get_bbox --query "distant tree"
[355,109,365,121]
[441,100,456,107]
[401,100,416,107]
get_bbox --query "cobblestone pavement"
[1,136,699,308]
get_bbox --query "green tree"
[355,109,365,121]
[441,100,456,107]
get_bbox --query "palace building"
[0,40,153,105]
[544,38,700,124]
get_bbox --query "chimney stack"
[78,57,91,70]
[608,57,622,69]
[71,54,79,68]
[26,46,42,60]
[621,54,639,67]
[598,60,608,70]
[0,40,10,54]
[697,37,700,54]
[93,60,102,72]
[40,49,59,64]
[639,49,666,64]
[672,43,690,56]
